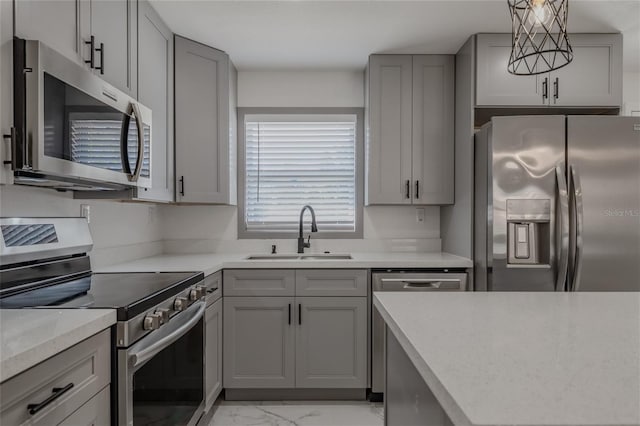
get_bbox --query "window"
[238,108,363,238]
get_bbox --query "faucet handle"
[305,234,311,248]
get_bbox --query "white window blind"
[70,118,150,177]
[245,114,357,233]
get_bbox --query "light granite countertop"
[374,292,640,426]
[95,252,472,276]
[0,309,116,383]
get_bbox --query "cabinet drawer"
[0,330,110,426]
[224,270,295,296]
[296,270,368,296]
[204,271,222,305]
[59,385,110,426]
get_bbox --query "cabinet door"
[295,297,367,388]
[475,34,544,106]
[14,0,84,65]
[175,36,232,204]
[223,297,295,388]
[412,55,455,205]
[58,386,110,426]
[550,34,622,107]
[205,299,222,410]
[136,0,174,202]
[90,0,137,97]
[366,55,413,205]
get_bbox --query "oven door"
[14,39,151,189]
[118,301,205,426]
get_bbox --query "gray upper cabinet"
[366,54,455,206]
[549,34,622,107]
[136,0,174,202]
[174,35,238,204]
[412,56,455,205]
[88,0,137,97]
[14,0,138,97]
[475,33,622,108]
[295,297,367,389]
[365,55,413,205]
[223,296,296,389]
[475,34,543,106]
[14,0,82,63]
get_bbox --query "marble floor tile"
[208,400,384,426]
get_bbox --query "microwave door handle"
[128,301,205,371]
[570,165,584,291]
[129,102,144,182]
[555,165,570,291]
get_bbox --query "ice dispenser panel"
[506,199,551,265]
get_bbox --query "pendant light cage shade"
[508,0,573,75]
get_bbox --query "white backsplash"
[0,185,164,267]
[159,204,441,255]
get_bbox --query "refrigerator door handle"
[569,165,585,291]
[555,165,570,292]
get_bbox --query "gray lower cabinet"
[295,297,367,388]
[205,297,223,411]
[224,269,295,297]
[0,330,111,426]
[223,296,296,388]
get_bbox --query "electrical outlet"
[80,204,91,223]
[416,208,425,223]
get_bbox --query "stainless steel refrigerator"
[474,115,640,292]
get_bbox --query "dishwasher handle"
[379,278,463,290]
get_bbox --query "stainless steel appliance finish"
[0,218,208,426]
[11,39,152,191]
[474,115,640,292]
[371,270,468,395]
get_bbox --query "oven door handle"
[128,301,205,371]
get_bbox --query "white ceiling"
[151,0,640,72]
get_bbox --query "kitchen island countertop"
[374,292,640,426]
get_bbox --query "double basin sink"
[246,254,352,261]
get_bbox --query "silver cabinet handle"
[128,301,205,371]
[569,165,584,291]
[128,102,145,182]
[555,165,570,291]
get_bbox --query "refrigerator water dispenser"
[506,199,551,266]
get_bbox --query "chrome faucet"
[297,205,318,254]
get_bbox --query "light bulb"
[527,0,554,29]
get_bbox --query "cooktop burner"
[0,271,204,321]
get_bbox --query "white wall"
[160,70,442,254]
[0,185,163,268]
[238,70,364,107]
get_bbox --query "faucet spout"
[298,205,318,254]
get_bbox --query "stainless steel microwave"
[11,38,152,191]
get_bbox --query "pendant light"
[508,0,573,75]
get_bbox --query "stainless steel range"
[0,217,210,426]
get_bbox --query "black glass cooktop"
[0,271,204,321]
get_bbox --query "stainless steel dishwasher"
[371,270,468,396]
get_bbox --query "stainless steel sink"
[300,254,352,260]
[245,255,301,260]
[245,254,352,260]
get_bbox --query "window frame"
[237,107,364,239]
